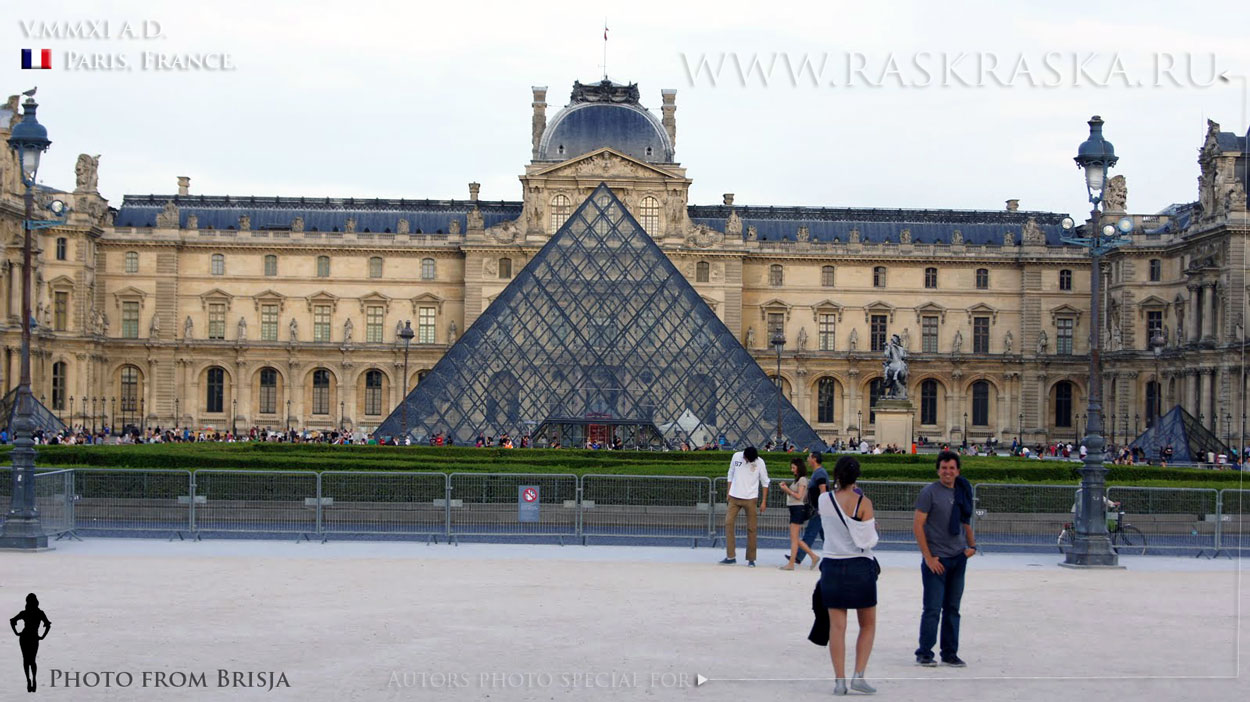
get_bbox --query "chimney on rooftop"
[531,86,547,160]
[661,89,677,151]
[469,182,480,202]
[178,176,190,196]
[1005,199,1019,212]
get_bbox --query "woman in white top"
[777,457,821,570]
[817,456,878,695]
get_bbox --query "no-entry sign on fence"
[518,485,540,522]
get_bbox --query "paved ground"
[0,540,1246,700]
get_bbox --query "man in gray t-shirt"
[912,451,977,668]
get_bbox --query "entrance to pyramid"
[376,184,824,451]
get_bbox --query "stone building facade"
[0,83,1245,446]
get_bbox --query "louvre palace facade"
[0,80,1245,446]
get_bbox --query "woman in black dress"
[10,593,51,693]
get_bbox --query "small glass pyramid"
[376,184,824,450]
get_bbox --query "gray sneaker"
[833,678,847,695]
[850,672,876,694]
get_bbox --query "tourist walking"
[815,456,879,694]
[794,451,828,567]
[720,446,769,567]
[777,457,820,570]
[912,450,976,667]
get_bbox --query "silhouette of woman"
[10,593,50,693]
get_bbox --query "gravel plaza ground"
[0,539,1247,701]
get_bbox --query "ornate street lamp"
[174,396,180,428]
[771,329,785,443]
[857,409,862,444]
[398,320,414,441]
[68,396,74,430]
[1150,326,1167,426]
[111,397,117,431]
[1059,115,1129,567]
[1,91,55,549]
[232,397,238,436]
[962,412,968,450]
[286,399,292,432]
[1018,411,1024,446]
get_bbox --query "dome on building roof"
[537,80,673,163]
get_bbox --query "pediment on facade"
[914,301,947,324]
[47,274,76,290]
[863,300,896,323]
[359,291,392,314]
[533,147,678,180]
[252,289,286,312]
[1137,295,1169,310]
[305,290,338,313]
[113,286,148,310]
[811,299,844,323]
[411,291,444,314]
[1049,303,1083,324]
[197,287,232,310]
[758,298,793,321]
[965,302,998,324]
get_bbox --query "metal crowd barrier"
[0,467,1246,556]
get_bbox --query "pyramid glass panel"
[376,184,824,450]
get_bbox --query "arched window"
[972,381,990,426]
[206,367,225,413]
[921,379,938,425]
[868,379,884,424]
[769,264,784,287]
[56,237,67,261]
[259,368,278,415]
[873,266,886,288]
[264,254,278,277]
[638,196,660,234]
[210,253,224,276]
[696,261,710,283]
[550,194,571,234]
[316,255,330,278]
[498,257,512,279]
[821,265,835,288]
[120,365,140,416]
[51,361,67,410]
[975,268,989,289]
[364,370,384,416]
[924,267,938,289]
[125,251,139,273]
[817,377,837,424]
[421,258,436,280]
[1054,381,1073,427]
[368,256,383,279]
[1059,269,1073,291]
[1145,381,1160,428]
[312,369,331,415]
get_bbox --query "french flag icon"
[22,49,52,70]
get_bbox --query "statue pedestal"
[873,398,914,450]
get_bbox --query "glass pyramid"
[376,184,825,450]
[0,388,67,437]
[1128,404,1231,463]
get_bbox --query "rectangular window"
[818,313,835,351]
[870,314,887,352]
[922,315,938,353]
[313,305,331,342]
[122,301,140,339]
[366,305,384,343]
[1057,318,1074,355]
[1146,310,1163,341]
[259,369,277,415]
[54,291,68,331]
[264,255,277,277]
[418,306,436,344]
[766,312,784,342]
[208,303,225,340]
[973,316,990,354]
[821,266,835,288]
[261,304,278,341]
[1149,259,1161,282]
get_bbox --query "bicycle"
[1057,509,1147,555]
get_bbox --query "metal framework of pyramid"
[376,184,824,450]
[1128,404,1232,463]
[0,388,67,436]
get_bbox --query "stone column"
[1185,369,1198,415]
[1198,369,1212,426]
[1202,283,1217,341]
[1187,285,1200,344]
[1037,374,1049,438]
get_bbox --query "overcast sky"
[7,1,1248,218]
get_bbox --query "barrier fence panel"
[320,471,449,540]
[1107,486,1218,555]
[857,481,931,548]
[448,473,578,540]
[1217,490,1249,554]
[972,484,1077,551]
[580,475,713,544]
[193,471,319,536]
[33,469,74,537]
[70,469,194,535]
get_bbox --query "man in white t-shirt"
[720,446,769,567]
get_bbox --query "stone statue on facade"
[1003,330,1013,355]
[237,316,247,340]
[100,313,109,336]
[725,209,742,239]
[345,217,356,233]
[745,327,755,349]
[796,326,808,350]
[848,327,858,352]
[238,215,250,231]
[448,320,457,345]
[1022,217,1044,245]
[1037,330,1048,355]
[156,201,179,228]
[74,154,100,193]
[796,225,810,243]
[291,216,304,232]
[746,225,757,242]
[183,315,193,339]
[149,313,160,338]
[343,318,353,344]
[900,327,910,350]
[882,334,909,400]
[449,218,461,236]
[289,317,298,341]
[849,227,861,244]
[186,214,198,229]
[466,208,484,233]
[1003,231,1015,246]
[952,329,963,354]
[951,229,963,245]
[899,228,911,244]
[396,218,408,234]
[396,320,405,339]
[1103,175,1127,212]
[1111,324,1122,351]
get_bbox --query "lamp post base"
[0,516,51,550]
[1060,536,1122,568]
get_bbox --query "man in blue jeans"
[793,452,827,566]
[912,450,976,667]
